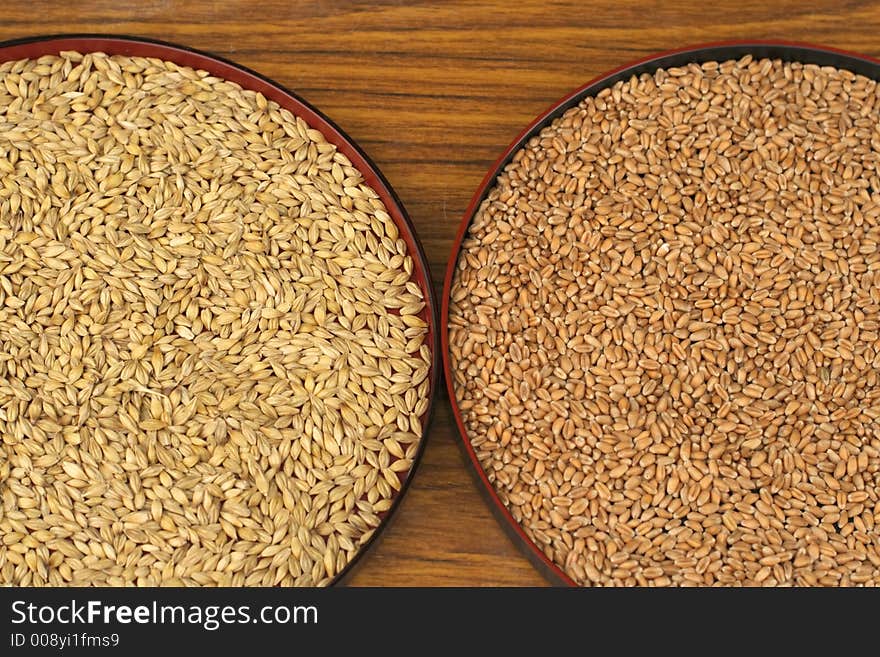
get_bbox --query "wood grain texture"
[3,0,880,586]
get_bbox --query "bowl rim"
[0,33,441,587]
[441,40,880,587]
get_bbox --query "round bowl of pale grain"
[0,35,438,586]
[444,42,880,587]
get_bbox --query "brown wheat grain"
[450,56,880,587]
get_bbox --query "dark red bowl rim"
[441,40,880,587]
[0,33,441,587]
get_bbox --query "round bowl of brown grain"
[0,34,439,587]
[443,42,880,587]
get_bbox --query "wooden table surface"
[4,0,880,586]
